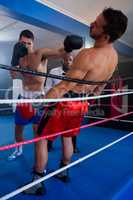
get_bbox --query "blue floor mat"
[0,116,133,200]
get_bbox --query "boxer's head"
[19,30,34,53]
[62,54,73,72]
[90,8,128,43]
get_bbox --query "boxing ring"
[0,65,132,200]
[0,1,132,199]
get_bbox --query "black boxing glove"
[11,42,28,66]
[64,35,83,53]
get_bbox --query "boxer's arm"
[45,49,92,98]
[37,35,83,59]
[44,49,91,99]
[45,67,87,99]
[37,47,67,59]
[19,35,83,69]
[19,48,65,68]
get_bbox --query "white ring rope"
[0,91,133,104]
[85,116,133,124]
[1,131,133,200]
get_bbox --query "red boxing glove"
[17,103,36,119]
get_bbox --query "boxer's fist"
[17,103,36,120]
[11,42,28,66]
[64,35,83,52]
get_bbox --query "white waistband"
[21,89,45,99]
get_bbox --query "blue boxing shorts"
[15,90,45,125]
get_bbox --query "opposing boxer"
[8,30,48,160]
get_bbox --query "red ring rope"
[0,111,132,151]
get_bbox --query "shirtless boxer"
[8,30,48,160]
[22,8,128,195]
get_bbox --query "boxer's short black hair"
[102,8,128,42]
[19,29,34,41]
